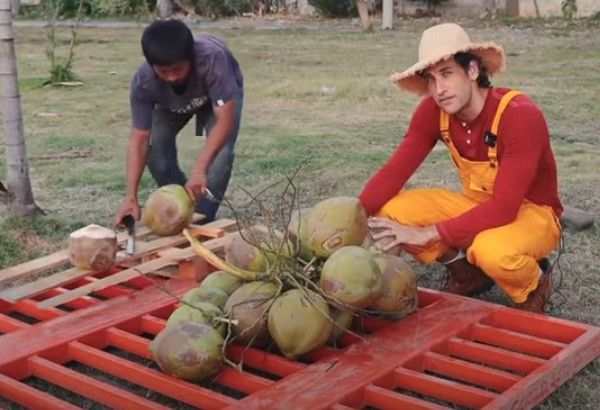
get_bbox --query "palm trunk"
[356,0,372,31]
[0,0,41,216]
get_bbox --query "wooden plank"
[28,356,169,410]
[393,367,497,408]
[37,235,230,309]
[0,213,205,287]
[0,218,235,303]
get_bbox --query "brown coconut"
[320,246,383,309]
[305,196,368,258]
[68,224,117,272]
[370,254,418,318]
[268,289,333,359]
[142,184,194,236]
[149,322,223,382]
[224,281,279,346]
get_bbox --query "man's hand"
[185,172,208,202]
[368,217,440,252]
[115,197,141,228]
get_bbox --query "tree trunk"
[356,0,372,31]
[0,0,41,217]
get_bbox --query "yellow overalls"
[377,91,561,303]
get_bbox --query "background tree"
[0,0,42,216]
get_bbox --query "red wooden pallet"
[1,226,599,409]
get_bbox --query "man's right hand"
[115,197,141,228]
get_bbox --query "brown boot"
[443,258,494,296]
[515,258,552,314]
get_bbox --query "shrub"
[308,0,355,18]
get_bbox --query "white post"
[382,0,394,30]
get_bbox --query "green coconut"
[165,305,210,329]
[287,208,314,261]
[225,226,294,272]
[305,196,368,258]
[320,246,383,309]
[166,302,225,335]
[142,184,194,236]
[224,281,279,346]
[200,270,244,296]
[149,322,223,382]
[268,289,333,359]
[329,305,354,345]
[370,254,418,318]
[183,286,229,309]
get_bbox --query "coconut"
[305,196,368,258]
[149,322,223,382]
[165,305,210,329]
[224,281,279,346]
[320,246,383,309]
[329,305,354,345]
[183,286,229,309]
[370,254,418,318]
[225,227,293,272]
[68,224,117,272]
[142,184,194,236]
[200,270,243,296]
[268,289,333,359]
[167,302,225,335]
[287,208,313,261]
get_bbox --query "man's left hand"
[185,172,208,202]
[368,217,440,251]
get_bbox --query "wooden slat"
[393,367,498,408]
[68,341,236,409]
[445,337,545,375]
[37,233,230,309]
[0,218,235,303]
[0,213,205,287]
[0,372,80,410]
[422,351,521,392]
[28,355,168,410]
[363,384,448,410]
[468,323,566,359]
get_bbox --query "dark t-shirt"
[130,34,244,130]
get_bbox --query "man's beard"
[171,80,188,95]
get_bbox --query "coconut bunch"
[150,195,418,382]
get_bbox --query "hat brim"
[391,42,507,95]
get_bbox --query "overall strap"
[486,90,522,167]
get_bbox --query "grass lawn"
[1,16,599,408]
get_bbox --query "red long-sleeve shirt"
[359,87,563,248]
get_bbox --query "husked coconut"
[142,184,194,236]
[68,224,117,272]
[305,197,368,258]
[149,322,223,382]
[320,246,383,309]
[268,289,333,359]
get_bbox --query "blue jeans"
[146,91,243,222]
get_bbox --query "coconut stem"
[183,229,265,282]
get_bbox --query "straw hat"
[391,23,506,95]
